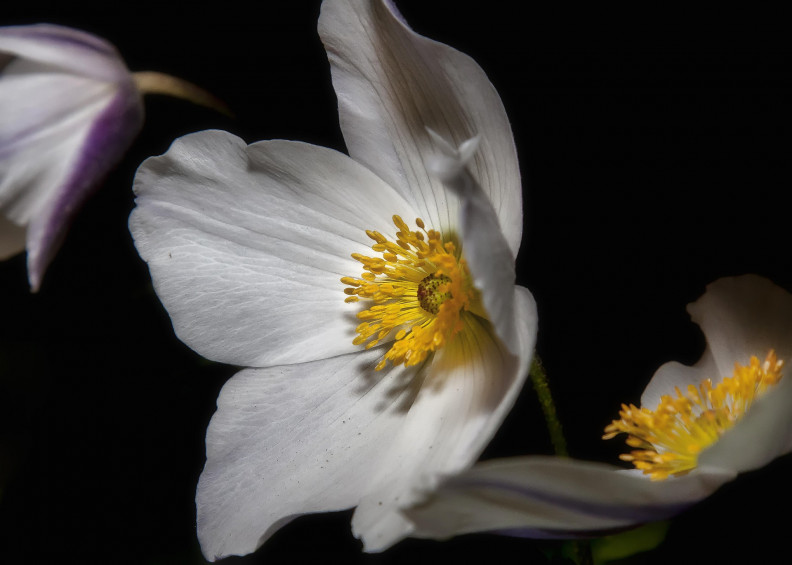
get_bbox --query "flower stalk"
[529,355,568,458]
[530,355,592,565]
[132,71,233,117]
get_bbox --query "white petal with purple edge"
[1,69,113,221]
[403,457,735,540]
[319,0,523,255]
[196,285,536,559]
[1,24,143,289]
[130,130,420,368]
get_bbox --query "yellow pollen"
[341,216,479,370]
[604,350,784,481]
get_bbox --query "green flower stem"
[530,355,592,565]
[529,355,568,458]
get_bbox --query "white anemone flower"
[0,24,225,291]
[129,0,537,560]
[403,275,792,540]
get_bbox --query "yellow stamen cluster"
[342,215,477,371]
[604,350,784,481]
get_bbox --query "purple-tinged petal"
[403,456,735,541]
[0,24,143,290]
[25,81,143,291]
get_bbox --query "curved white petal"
[426,132,518,353]
[642,275,792,409]
[403,456,735,541]
[351,285,536,550]
[687,275,792,377]
[1,63,116,225]
[640,355,718,411]
[196,286,536,560]
[1,25,143,289]
[130,130,419,367]
[701,376,792,473]
[318,0,523,255]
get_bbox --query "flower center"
[417,274,453,315]
[604,350,784,481]
[342,215,479,371]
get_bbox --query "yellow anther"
[366,230,387,243]
[605,350,784,480]
[342,216,480,371]
[392,215,410,233]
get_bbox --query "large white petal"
[642,275,792,409]
[351,285,536,550]
[130,130,419,367]
[319,0,523,255]
[403,457,735,540]
[196,286,536,560]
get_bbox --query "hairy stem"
[529,355,568,457]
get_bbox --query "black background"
[2,2,791,564]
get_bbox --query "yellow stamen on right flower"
[604,350,784,480]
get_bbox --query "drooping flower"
[403,274,792,539]
[128,0,536,560]
[0,24,226,291]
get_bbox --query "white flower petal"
[640,356,717,411]
[130,129,419,367]
[0,24,129,82]
[402,276,791,543]
[687,275,792,375]
[1,24,143,290]
[196,285,536,559]
[403,457,735,541]
[318,0,523,255]
[426,132,518,353]
[1,62,116,225]
[642,275,792,409]
[701,376,792,473]
[351,285,536,550]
